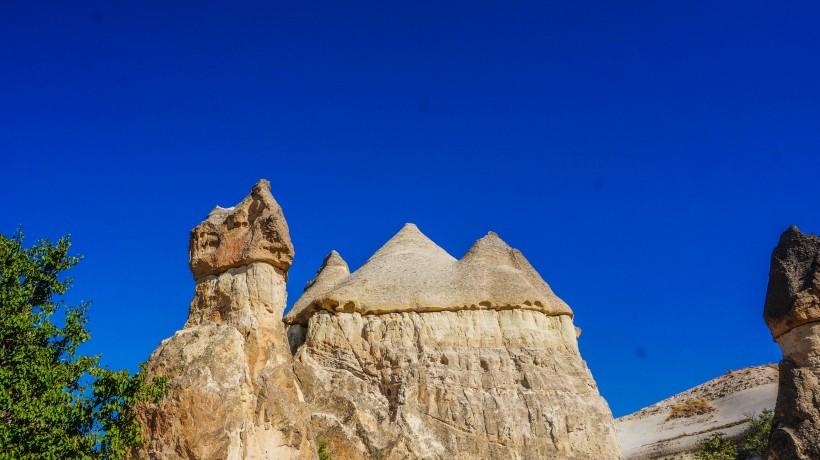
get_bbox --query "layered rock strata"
[616,365,778,460]
[285,224,622,459]
[138,180,314,459]
[764,226,820,460]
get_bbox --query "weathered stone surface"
[288,225,622,459]
[291,224,572,318]
[768,322,820,460]
[189,179,294,280]
[764,226,820,340]
[138,183,313,460]
[293,309,621,459]
[284,250,350,326]
[142,182,624,459]
[616,365,778,460]
[764,226,820,460]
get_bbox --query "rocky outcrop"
[140,181,623,459]
[189,180,294,280]
[286,224,622,459]
[138,180,314,460]
[616,365,778,460]
[764,226,820,460]
[289,224,572,317]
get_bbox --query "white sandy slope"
[615,365,778,460]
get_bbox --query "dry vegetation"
[668,398,715,419]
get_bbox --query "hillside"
[616,365,777,459]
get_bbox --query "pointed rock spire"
[368,223,456,261]
[189,179,294,280]
[461,232,556,293]
[318,224,457,313]
[460,231,518,266]
[284,250,350,325]
[455,231,571,316]
[290,225,571,319]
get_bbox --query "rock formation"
[138,180,314,459]
[616,365,778,460]
[764,226,820,460]
[139,181,623,459]
[285,224,622,459]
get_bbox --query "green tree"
[0,231,166,459]
[739,409,773,458]
[694,433,739,460]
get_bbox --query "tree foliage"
[0,231,166,459]
[694,433,739,460]
[738,409,773,458]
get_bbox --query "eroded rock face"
[142,182,623,459]
[293,309,620,459]
[764,226,820,460]
[139,181,313,460]
[189,179,294,280]
[288,225,622,459]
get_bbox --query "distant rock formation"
[285,224,622,459]
[138,181,622,459]
[764,226,820,460]
[616,365,778,460]
[137,180,314,459]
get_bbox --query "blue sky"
[1,1,818,417]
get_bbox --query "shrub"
[669,398,715,419]
[738,409,773,458]
[318,439,332,460]
[692,409,773,460]
[694,433,739,460]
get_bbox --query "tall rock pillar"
[764,226,820,460]
[138,180,315,459]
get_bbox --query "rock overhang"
[764,225,820,339]
[188,179,294,281]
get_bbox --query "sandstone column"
[138,180,314,460]
[764,226,820,460]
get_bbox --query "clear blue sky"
[2,1,818,417]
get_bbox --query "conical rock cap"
[291,224,572,319]
[318,224,458,313]
[284,250,350,325]
[455,232,570,314]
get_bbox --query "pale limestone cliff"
[286,224,622,459]
[138,181,314,460]
[764,226,820,460]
